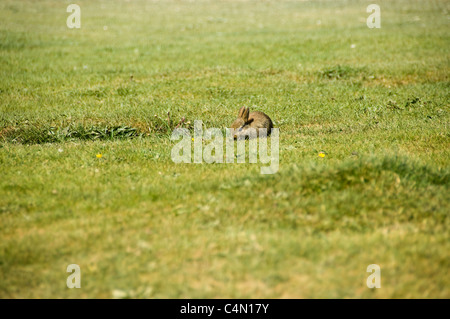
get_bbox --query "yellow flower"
[96,153,102,158]
[318,152,325,158]
[191,138,194,141]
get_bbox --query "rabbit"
[230,106,273,139]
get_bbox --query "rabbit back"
[248,111,273,133]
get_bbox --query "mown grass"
[0,0,449,298]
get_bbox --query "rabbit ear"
[238,106,245,118]
[242,107,250,122]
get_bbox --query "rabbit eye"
[238,127,243,132]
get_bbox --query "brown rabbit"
[230,106,273,139]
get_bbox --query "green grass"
[0,0,449,298]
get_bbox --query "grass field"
[0,0,449,298]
